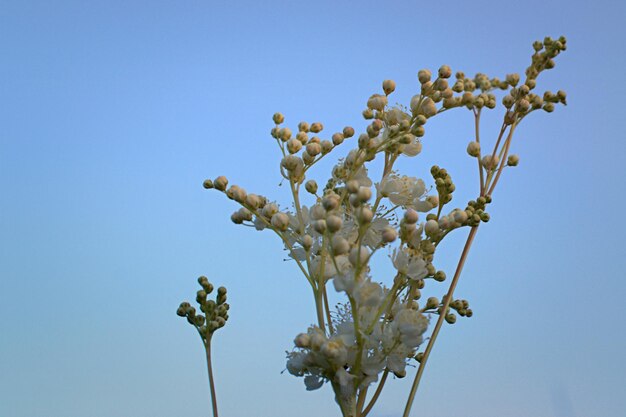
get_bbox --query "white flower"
[393,308,428,348]
[402,140,422,157]
[304,375,324,391]
[354,281,384,308]
[352,166,372,187]
[377,174,433,211]
[392,248,428,281]
[311,254,352,279]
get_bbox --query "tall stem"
[205,338,219,417]
[402,226,479,417]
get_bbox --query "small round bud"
[326,215,343,233]
[298,121,310,132]
[306,142,321,157]
[382,79,396,95]
[438,65,452,79]
[453,209,468,224]
[214,176,228,191]
[273,112,285,124]
[245,194,261,209]
[404,209,419,224]
[426,297,439,310]
[381,227,397,243]
[367,94,388,111]
[418,69,432,84]
[348,245,370,266]
[507,154,520,166]
[332,133,344,145]
[322,194,340,211]
[466,141,480,157]
[305,180,318,194]
[313,219,327,234]
[343,126,355,138]
[445,313,457,324]
[271,212,290,231]
[346,180,360,194]
[424,219,439,236]
[331,235,350,255]
[278,127,292,141]
[294,333,310,348]
[357,207,373,225]
[287,138,303,154]
[301,234,313,250]
[481,155,499,170]
[310,122,323,133]
[357,187,372,202]
[420,97,437,117]
[434,270,446,282]
[203,179,214,189]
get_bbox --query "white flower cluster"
[201,36,567,417]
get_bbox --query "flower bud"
[404,209,419,224]
[326,215,343,233]
[466,141,480,157]
[418,69,432,84]
[507,154,519,166]
[438,65,452,79]
[214,176,228,191]
[322,194,340,211]
[331,235,350,255]
[279,127,292,141]
[203,179,214,189]
[301,234,314,250]
[332,132,344,145]
[357,187,372,202]
[426,297,439,310]
[320,140,333,154]
[342,126,355,138]
[304,140,321,155]
[305,180,318,194]
[424,219,439,236]
[420,98,437,117]
[348,245,370,266]
[273,112,285,124]
[271,212,290,231]
[313,219,327,234]
[287,138,303,154]
[382,79,396,95]
[381,226,397,243]
[357,207,373,225]
[367,94,388,111]
[310,122,323,133]
[294,333,310,348]
[346,180,360,194]
[481,154,499,170]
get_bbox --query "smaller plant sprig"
[177,276,230,417]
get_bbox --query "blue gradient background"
[1,1,625,416]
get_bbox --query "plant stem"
[402,226,479,417]
[205,338,219,417]
[361,369,388,417]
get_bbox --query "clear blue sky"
[1,1,625,416]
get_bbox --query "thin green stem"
[402,226,479,417]
[205,338,219,417]
[361,370,388,417]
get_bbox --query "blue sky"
[1,1,625,416]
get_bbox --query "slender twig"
[205,338,219,417]
[402,226,479,417]
[356,386,368,417]
[361,370,389,417]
